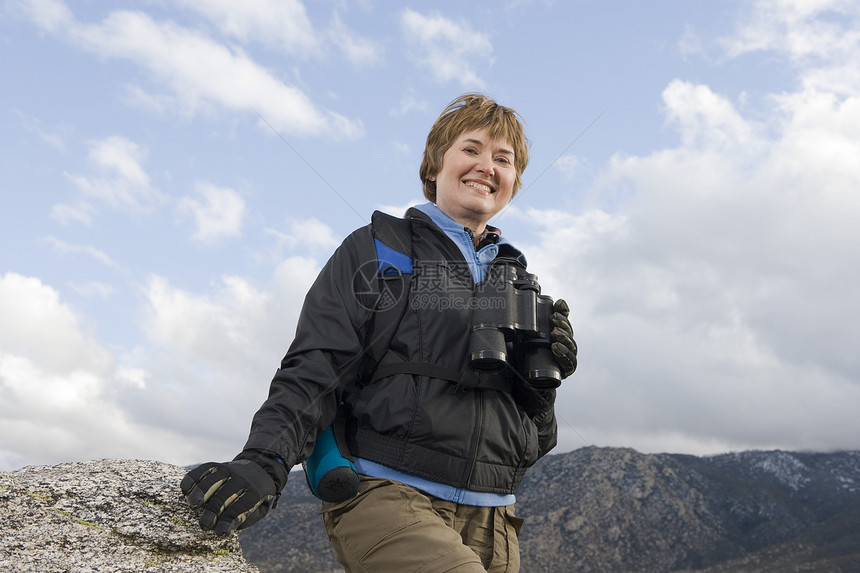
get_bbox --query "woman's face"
[433,128,516,232]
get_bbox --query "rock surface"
[0,459,259,573]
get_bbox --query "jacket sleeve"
[534,392,558,458]
[514,386,558,458]
[240,224,378,467]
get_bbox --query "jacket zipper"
[462,388,484,489]
[413,212,485,489]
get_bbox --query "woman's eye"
[463,147,478,155]
[495,156,511,165]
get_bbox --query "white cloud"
[142,274,266,358]
[0,273,111,373]
[88,136,151,187]
[375,199,423,219]
[500,1,860,456]
[517,43,860,456]
[138,261,321,377]
[176,0,320,55]
[0,351,205,467]
[400,8,493,88]
[723,0,860,60]
[0,259,325,470]
[129,260,322,455]
[41,236,117,267]
[120,84,172,117]
[264,217,341,255]
[49,202,97,226]
[722,0,860,94]
[554,155,583,180]
[13,109,66,150]
[390,93,429,117]
[178,182,246,243]
[0,273,187,466]
[12,0,73,33]
[661,80,757,149]
[329,12,380,66]
[180,0,382,67]
[69,281,115,300]
[525,200,860,456]
[19,0,362,138]
[61,136,164,219]
[678,24,703,60]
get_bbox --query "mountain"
[238,447,860,572]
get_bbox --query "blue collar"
[413,202,503,283]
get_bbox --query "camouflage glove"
[550,299,578,378]
[180,451,287,536]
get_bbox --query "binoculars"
[468,261,561,389]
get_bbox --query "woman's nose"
[476,154,495,176]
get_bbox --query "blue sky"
[2,0,859,471]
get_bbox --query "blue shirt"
[353,202,516,507]
[415,201,502,283]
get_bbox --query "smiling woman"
[181,93,578,573]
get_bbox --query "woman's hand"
[550,299,578,379]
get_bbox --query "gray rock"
[0,459,259,572]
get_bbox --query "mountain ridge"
[239,447,860,572]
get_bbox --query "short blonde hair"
[419,93,530,202]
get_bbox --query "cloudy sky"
[2,0,859,471]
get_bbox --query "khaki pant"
[321,477,524,572]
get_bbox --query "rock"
[0,459,259,573]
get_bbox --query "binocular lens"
[526,368,562,389]
[521,344,562,388]
[470,349,507,371]
[469,327,507,371]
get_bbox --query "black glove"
[180,451,288,535]
[550,298,578,378]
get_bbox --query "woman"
[182,93,577,572]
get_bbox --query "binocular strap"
[368,362,514,393]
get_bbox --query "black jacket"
[243,207,557,494]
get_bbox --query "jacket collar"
[406,203,527,268]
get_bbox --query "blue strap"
[304,219,413,502]
[374,238,412,276]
